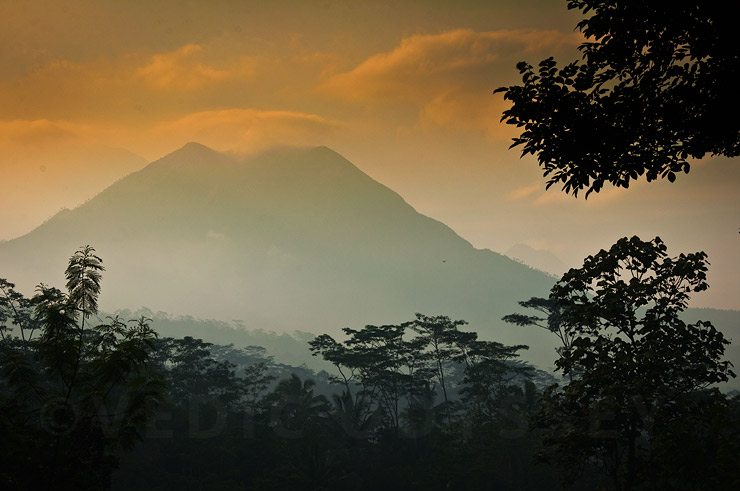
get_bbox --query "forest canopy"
[2,244,738,489]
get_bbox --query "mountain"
[0,144,148,241]
[504,243,567,277]
[1,143,738,380]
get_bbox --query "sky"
[1,0,738,309]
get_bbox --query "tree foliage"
[537,236,737,488]
[309,313,532,437]
[495,1,739,196]
[5,244,739,489]
[503,297,568,354]
[0,246,164,489]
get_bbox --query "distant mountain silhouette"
[0,145,147,241]
[505,244,567,277]
[1,143,737,376]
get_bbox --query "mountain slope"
[505,244,567,277]
[1,143,737,378]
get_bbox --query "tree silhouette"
[503,297,577,380]
[113,315,569,490]
[268,374,330,434]
[405,314,468,409]
[310,315,535,441]
[0,246,164,489]
[495,1,739,196]
[537,236,736,488]
[503,297,567,352]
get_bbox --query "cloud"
[134,44,255,91]
[0,106,343,163]
[0,44,258,122]
[322,29,580,139]
[0,119,87,147]
[505,182,542,202]
[323,29,580,100]
[0,119,105,164]
[149,108,341,154]
[417,88,516,140]
[531,181,638,206]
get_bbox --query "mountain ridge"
[1,143,737,381]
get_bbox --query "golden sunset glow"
[1,0,737,309]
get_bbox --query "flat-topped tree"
[310,316,532,436]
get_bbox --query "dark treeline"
[2,239,739,490]
[113,320,563,490]
[107,309,322,372]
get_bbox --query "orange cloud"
[0,107,342,163]
[322,29,580,139]
[0,119,81,147]
[531,181,637,206]
[0,44,258,122]
[505,182,542,202]
[323,29,581,100]
[417,88,517,140]
[134,44,255,91]
[149,108,341,155]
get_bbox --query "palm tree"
[0,246,164,489]
[331,389,380,439]
[269,374,329,436]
